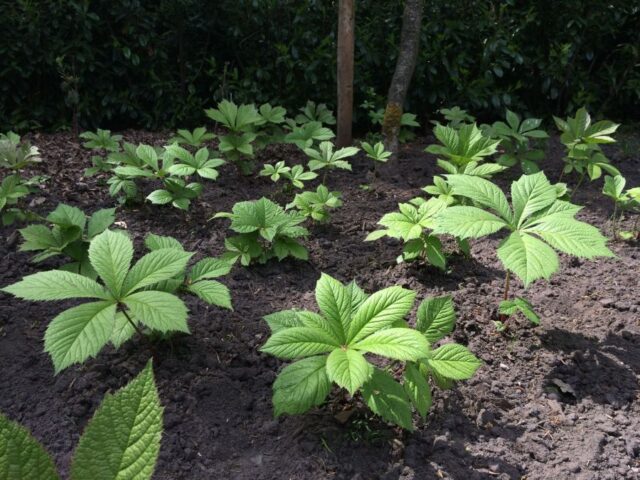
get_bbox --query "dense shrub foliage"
[1,0,638,131]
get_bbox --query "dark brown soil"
[1,132,639,480]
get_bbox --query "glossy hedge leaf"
[0,414,60,480]
[70,361,162,480]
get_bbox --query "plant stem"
[119,305,157,358]
[570,173,585,199]
[612,202,619,238]
[498,270,511,323]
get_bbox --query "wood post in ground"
[337,0,355,147]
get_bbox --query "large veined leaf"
[273,356,331,416]
[427,344,481,380]
[261,327,340,359]
[362,368,413,430]
[496,232,559,287]
[416,296,456,343]
[144,234,184,251]
[122,249,193,294]
[347,286,416,343]
[0,413,60,480]
[314,273,351,342]
[511,172,557,226]
[403,362,432,418]
[89,230,133,296]
[87,208,116,239]
[47,204,86,230]
[263,310,306,333]
[188,258,232,281]
[110,312,137,348]
[352,328,429,361]
[326,348,372,395]
[445,174,512,221]
[434,206,507,239]
[2,270,109,301]
[186,280,232,309]
[123,291,189,333]
[70,361,163,480]
[45,301,117,373]
[526,218,614,258]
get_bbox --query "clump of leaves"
[205,100,262,174]
[261,274,480,429]
[483,110,549,174]
[602,175,640,240]
[165,144,225,181]
[422,176,456,206]
[260,161,318,193]
[285,121,335,149]
[255,103,288,147]
[19,203,115,278]
[366,197,449,269]
[554,107,620,191]
[169,127,215,147]
[434,172,613,315]
[0,174,47,226]
[305,141,359,182]
[2,230,215,372]
[431,106,476,129]
[0,131,41,171]
[147,177,203,211]
[79,128,122,152]
[361,141,391,164]
[496,297,540,331]
[287,185,342,222]
[426,123,505,177]
[213,197,309,265]
[294,100,336,126]
[0,360,163,480]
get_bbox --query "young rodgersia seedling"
[262,274,480,429]
[213,197,309,265]
[554,107,620,190]
[602,174,640,239]
[19,203,116,278]
[79,129,122,152]
[365,197,449,269]
[0,131,41,171]
[0,360,163,480]
[287,185,343,223]
[284,121,335,149]
[259,161,318,192]
[2,230,231,372]
[169,127,216,147]
[483,110,549,174]
[426,123,505,178]
[305,141,359,183]
[431,106,476,129]
[434,172,613,324]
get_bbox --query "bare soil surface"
[1,132,639,480]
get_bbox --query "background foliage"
[1,0,638,131]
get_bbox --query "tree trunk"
[336,0,355,147]
[382,0,424,158]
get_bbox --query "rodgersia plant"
[434,172,613,318]
[0,131,41,171]
[169,127,215,147]
[287,185,342,223]
[213,197,309,265]
[602,174,640,239]
[0,360,163,480]
[262,274,480,429]
[2,230,231,372]
[426,123,505,178]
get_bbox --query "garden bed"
[1,131,639,480]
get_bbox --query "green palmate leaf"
[47,204,85,230]
[273,356,331,416]
[362,368,413,430]
[427,344,481,380]
[497,232,559,287]
[146,190,173,205]
[526,218,614,258]
[353,328,429,361]
[0,413,60,480]
[70,361,162,480]
[187,280,232,309]
[347,286,416,343]
[110,312,137,348]
[87,208,116,239]
[445,174,512,221]
[263,310,305,333]
[123,291,189,333]
[89,230,133,296]
[416,296,456,343]
[45,301,117,373]
[403,362,432,418]
[326,349,372,395]
[511,171,557,226]
[499,297,540,325]
[188,258,232,281]
[434,206,507,239]
[261,327,340,359]
[315,273,351,341]
[2,270,109,301]
[144,234,183,252]
[122,249,193,294]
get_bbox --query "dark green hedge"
[1,0,638,131]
